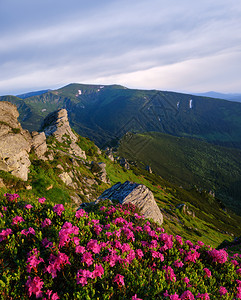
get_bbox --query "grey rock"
[98,162,110,184]
[97,181,163,225]
[145,165,152,174]
[41,108,86,159]
[0,102,32,181]
[119,157,130,169]
[59,172,73,186]
[31,131,48,159]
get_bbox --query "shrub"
[0,193,241,299]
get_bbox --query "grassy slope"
[118,131,241,215]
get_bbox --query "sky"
[1,0,241,95]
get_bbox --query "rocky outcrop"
[31,131,48,159]
[119,157,130,170]
[41,109,86,159]
[96,181,163,225]
[98,162,110,184]
[0,102,32,181]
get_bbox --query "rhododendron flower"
[26,248,44,273]
[59,222,79,247]
[175,235,183,245]
[236,268,241,275]
[180,290,194,300]
[21,227,36,236]
[87,239,101,254]
[236,287,241,299]
[237,280,241,287]
[170,292,181,300]
[26,276,44,298]
[81,251,93,266]
[92,264,104,278]
[2,206,7,211]
[53,204,65,216]
[4,193,19,202]
[208,249,228,264]
[196,293,210,300]
[38,197,46,204]
[113,274,125,286]
[12,215,25,225]
[182,277,189,284]
[75,208,88,218]
[25,204,33,209]
[174,260,184,268]
[132,294,143,300]
[219,286,228,296]
[76,269,93,286]
[203,268,212,277]
[46,252,71,278]
[197,240,205,247]
[44,289,60,300]
[76,245,86,254]
[163,265,176,282]
[0,228,12,242]
[184,249,200,262]
[136,249,144,259]
[41,218,52,228]
[42,237,53,248]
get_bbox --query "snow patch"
[189,99,193,109]
[100,86,104,89]
[177,101,180,109]
[42,108,47,112]
[78,90,82,95]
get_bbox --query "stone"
[31,131,48,159]
[41,108,86,159]
[145,165,152,174]
[59,172,73,186]
[119,157,130,170]
[97,162,110,184]
[97,181,163,225]
[0,102,32,181]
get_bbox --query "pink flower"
[75,209,88,218]
[12,215,25,225]
[219,286,228,296]
[173,260,184,268]
[25,276,44,298]
[113,274,125,286]
[184,249,200,262]
[0,228,12,242]
[180,290,194,300]
[25,204,33,210]
[182,277,189,284]
[203,268,212,278]
[45,290,60,300]
[76,269,93,286]
[92,264,104,278]
[53,204,65,216]
[26,248,44,273]
[42,237,53,248]
[76,245,86,254]
[21,227,36,236]
[4,193,19,202]
[208,249,228,264]
[81,252,93,266]
[196,293,210,300]
[38,197,46,204]
[170,292,181,300]
[163,265,176,282]
[136,249,144,259]
[46,252,71,278]
[41,218,52,228]
[197,240,205,247]
[87,239,101,254]
[132,294,143,300]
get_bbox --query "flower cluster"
[0,194,241,299]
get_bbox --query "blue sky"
[1,0,241,95]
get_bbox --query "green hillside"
[1,83,241,148]
[118,132,241,215]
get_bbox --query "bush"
[0,193,241,299]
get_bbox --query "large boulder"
[31,131,48,159]
[97,181,163,225]
[41,109,86,159]
[0,102,32,181]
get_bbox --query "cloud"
[0,0,241,94]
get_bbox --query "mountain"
[17,89,51,99]
[1,101,241,247]
[1,83,241,149]
[193,91,241,103]
[118,131,241,215]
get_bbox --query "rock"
[25,185,32,190]
[105,148,114,161]
[0,102,32,181]
[46,184,53,191]
[97,181,163,225]
[31,131,48,159]
[0,178,5,188]
[145,165,152,174]
[59,172,73,186]
[98,162,110,184]
[70,193,82,206]
[41,108,86,159]
[119,157,130,170]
